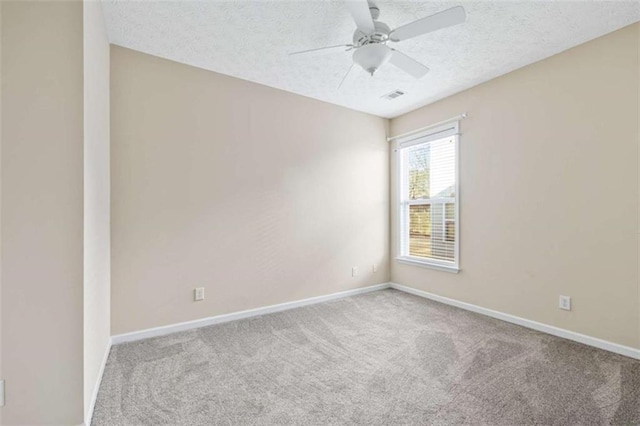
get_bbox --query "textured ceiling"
[102,0,640,118]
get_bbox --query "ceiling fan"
[290,1,466,87]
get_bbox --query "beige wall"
[0,1,3,422]
[1,1,85,424]
[390,23,640,349]
[637,22,640,355]
[0,1,4,425]
[110,46,389,335]
[83,0,110,422]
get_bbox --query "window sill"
[395,257,460,274]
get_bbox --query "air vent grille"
[382,89,405,100]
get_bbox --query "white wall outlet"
[194,287,205,301]
[559,295,571,311]
[372,263,378,273]
[352,267,358,277]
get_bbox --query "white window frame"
[395,121,460,273]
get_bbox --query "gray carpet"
[92,289,640,425]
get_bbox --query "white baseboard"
[111,283,391,345]
[85,338,113,426]
[110,281,639,360]
[390,282,640,360]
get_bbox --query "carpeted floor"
[92,289,640,425]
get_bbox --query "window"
[397,122,459,272]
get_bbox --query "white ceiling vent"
[382,89,405,100]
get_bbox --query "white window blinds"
[398,121,459,271]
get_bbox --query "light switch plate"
[194,287,205,301]
[559,295,571,311]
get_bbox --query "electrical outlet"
[559,295,571,311]
[352,267,358,277]
[372,263,378,273]
[194,287,205,301]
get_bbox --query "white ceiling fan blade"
[289,44,353,57]
[390,6,466,42]
[345,0,375,34]
[389,50,429,79]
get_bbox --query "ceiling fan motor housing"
[353,20,390,46]
[353,21,391,46]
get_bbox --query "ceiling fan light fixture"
[352,44,391,76]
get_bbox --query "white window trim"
[395,256,460,273]
[395,121,461,273]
